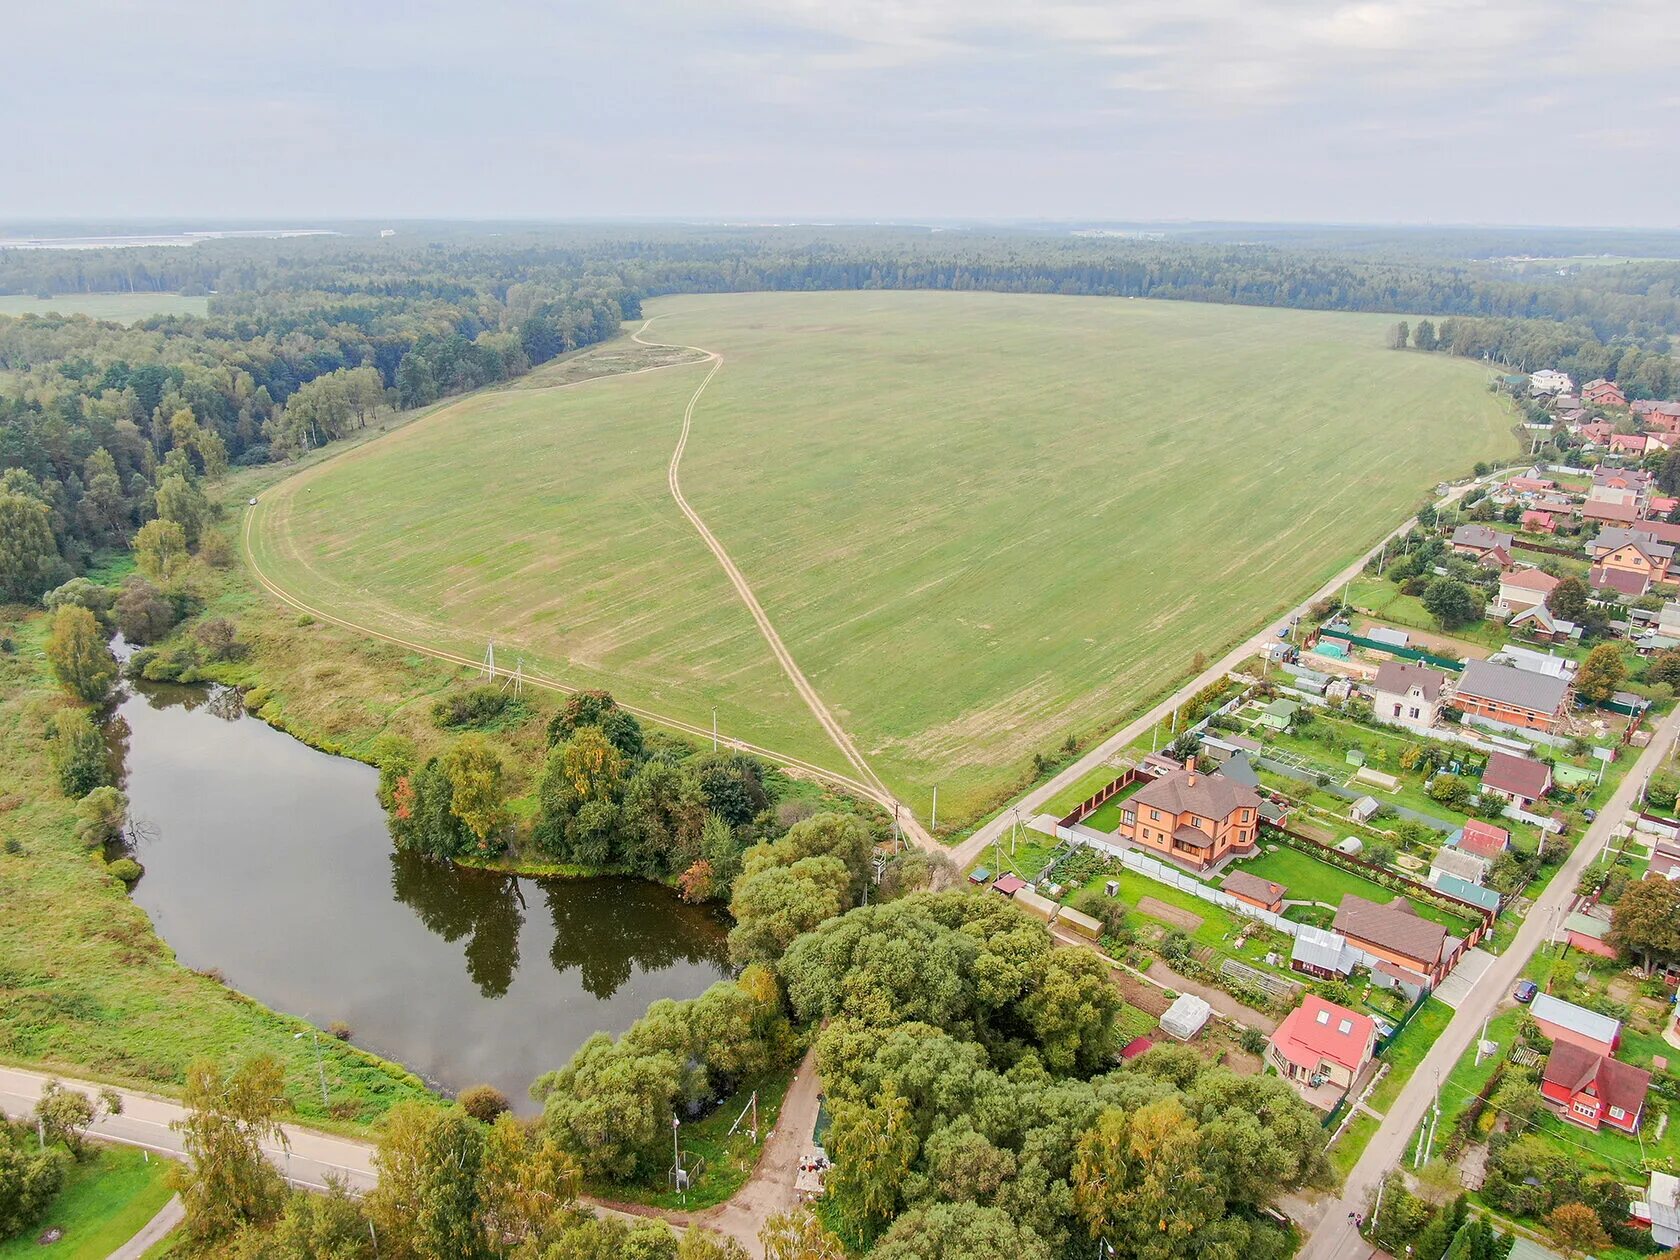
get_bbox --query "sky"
[5,0,1677,226]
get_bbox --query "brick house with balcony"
[1540,1041,1651,1134]
[1117,767,1261,870]
[1590,527,1674,584]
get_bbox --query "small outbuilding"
[1159,993,1212,1041]
[1221,870,1287,914]
[1259,699,1300,732]
[1057,906,1103,940]
[1349,796,1380,824]
[991,873,1027,898]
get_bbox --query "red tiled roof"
[1459,819,1511,859]
[1584,500,1641,525]
[1270,995,1376,1077]
[1221,871,1286,903]
[1590,564,1650,597]
[1542,1042,1651,1119]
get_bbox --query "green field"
[0,293,207,323]
[0,1145,172,1259]
[251,291,1514,822]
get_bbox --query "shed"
[991,874,1027,897]
[1159,993,1212,1041]
[1290,925,1357,978]
[968,866,991,885]
[1260,699,1300,731]
[1530,993,1621,1054]
[1367,626,1411,649]
[1564,912,1617,959]
[1057,906,1103,940]
[1012,888,1059,923]
[1349,796,1380,824]
[1432,873,1500,912]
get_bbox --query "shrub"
[194,617,240,661]
[106,857,143,884]
[457,1084,512,1124]
[113,577,176,644]
[1238,1027,1268,1055]
[327,1021,353,1041]
[432,686,526,730]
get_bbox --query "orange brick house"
[1116,767,1260,870]
[1584,378,1627,408]
[1451,659,1570,733]
[1590,528,1674,584]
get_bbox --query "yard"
[1231,844,1476,935]
[1366,998,1454,1113]
[0,1144,174,1260]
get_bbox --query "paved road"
[110,1194,184,1260]
[0,1067,378,1193]
[952,473,1498,869]
[1297,700,1680,1260]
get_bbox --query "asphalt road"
[1297,700,1680,1260]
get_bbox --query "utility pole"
[931,784,938,831]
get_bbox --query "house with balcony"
[1115,767,1261,871]
[1541,1041,1651,1134]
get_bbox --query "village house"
[1220,870,1286,914]
[1582,497,1642,528]
[1494,567,1559,616]
[1113,766,1261,871]
[1592,466,1656,509]
[1531,993,1620,1054]
[1530,369,1573,396]
[1590,527,1674,584]
[1540,1041,1651,1134]
[1611,433,1649,456]
[1367,661,1446,734]
[1453,818,1511,861]
[1332,895,1457,989]
[1452,659,1570,733]
[1636,400,1680,434]
[1519,509,1557,534]
[1583,378,1627,408]
[1508,603,1575,642]
[1590,563,1651,599]
[1429,846,1489,887]
[1506,474,1556,496]
[1450,524,1514,561]
[1268,995,1376,1091]
[1480,750,1554,808]
[1563,911,1617,959]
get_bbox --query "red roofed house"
[1507,475,1556,495]
[1495,567,1560,616]
[1655,496,1680,517]
[1268,995,1377,1091]
[1520,509,1557,534]
[1541,1041,1651,1133]
[1115,766,1261,870]
[1481,751,1553,808]
[1636,401,1680,433]
[1220,870,1286,914]
[1583,378,1627,408]
[1456,819,1511,860]
[1612,433,1649,456]
[1584,498,1643,528]
[1649,839,1680,881]
[1591,563,1652,598]
[1579,420,1615,445]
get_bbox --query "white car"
[249,497,258,506]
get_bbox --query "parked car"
[1582,808,1597,822]
[1513,981,1538,1004]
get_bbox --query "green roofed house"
[1260,699,1300,732]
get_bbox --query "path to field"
[1297,698,1680,1258]
[950,472,1497,870]
[632,317,933,850]
[237,339,923,835]
[0,1055,824,1258]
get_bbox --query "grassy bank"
[0,1144,173,1259]
[0,608,430,1125]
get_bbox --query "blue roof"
[1433,874,1500,911]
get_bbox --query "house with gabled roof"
[1531,993,1620,1054]
[1480,750,1553,808]
[1495,567,1560,616]
[1590,563,1651,599]
[1220,870,1286,914]
[1583,378,1626,408]
[1333,895,1457,987]
[1268,995,1376,1091]
[1541,1041,1650,1133]
[1453,659,1570,733]
[1454,819,1511,860]
[1368,661,1446,734]
[1590,527,1673,584]
[1451,524,1514,561]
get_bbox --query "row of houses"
[1370,655,1573,738]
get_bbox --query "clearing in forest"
[249,291,1514,824]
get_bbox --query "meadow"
[0,292,208,323]
[251,291,1515,823]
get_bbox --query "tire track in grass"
[633,318,934,849]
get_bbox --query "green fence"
[1317,625,1465,673]
[1376,991,1430,1053]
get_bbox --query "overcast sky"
[5,0,1676,226]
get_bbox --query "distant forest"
[2,223,1678,586]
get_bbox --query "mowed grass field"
[0,292,207,322]
[251,291,1514,822]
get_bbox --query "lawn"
[1231,843,1477,935]
[0,292,207,323]
[0,1144,173,1259]
[1329,1111,1380,1182]
[1366,998,1453,1113]
[251,290,1515,826]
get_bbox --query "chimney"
[1185,767,1197,786]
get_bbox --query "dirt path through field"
[632,319,933,850]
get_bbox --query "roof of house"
[1263,698,1300,719]
[1590,563,1650,596]
[1501,568,1562,595]
[1530,993,1621,1047]
[1594,465,1655,487]
[1583,499,1642,524]
[1564,911,1611,941]
[1452,524,1514,551]
[1456,658,1570,715]
[1542,1041,1650,1116]
[1131,767,1261,822]
[1370,660,1447,702]
[1430,848,1488,883]
[1215,751,1261,789]
[1483,750,1553,798]
[1638,519,1680,546]
[1509,604,1573,636]
[1457,818,1511,858]
[1433,873,1501,912]
[1221,870,1286,904]
[1593,527,1674,561]
[1333,895,1448,967]
[1270,995,1375,1076]
[1289,925,1356,975]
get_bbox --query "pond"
[110,681,732,1112]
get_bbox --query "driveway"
[1431,946,1496,1010]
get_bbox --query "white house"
[1530,369,1574,396]
[1368,661,1446,734]
[1429,847,1489,887]
[1495,568,1560,617]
